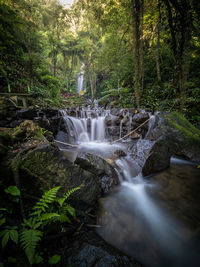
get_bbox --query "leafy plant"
[20,218,43,265]
[20,186,80,265]
[4,186,20,197]
[48,254,61,265]
[0,226,18,248]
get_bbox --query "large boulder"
[75,152,119,193]
[130,112,200,176]
[129,139,170,176]
[19,144,102,206]
[146,112,200,162]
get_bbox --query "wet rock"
[129,138,170,176]
[34,117,50,130]
[146,112,200,162]
[114,150,127,157]
[142,138,171,176]
[105,116,112,126]
[132,112,149,124]
[41,108,58,118]
[107,126,120,138]
[130,132,141,139]
[75,152,119,193]
[17,108,39,120]
[61,231,142,267]
[130,111,200,176]
[20,144,102,205]
[110,108,121,116]
[114,117,121,126]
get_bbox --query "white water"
[77,63,85,94]
[58,108,200,267]
[60,108,110,143]
[117,157,183,255]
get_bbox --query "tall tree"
[132,0,144,108]
[163,0,193,111]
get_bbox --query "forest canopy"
[0,0,200,123]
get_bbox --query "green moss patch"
[164,112,200,145]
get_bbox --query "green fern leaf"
[33,187,61,214]
[39,213,60,222]
[57,187,80,207]
[54,214,71,223]
[20,229,43,265]
[66,206,76,217]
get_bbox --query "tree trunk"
[164,0,192,111]
[156,0,162,87]
[180,51,190,111]
[132,0,143,108]
[89,71,96,101]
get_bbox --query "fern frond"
[39,213,60,222]
[22,218,42,230]
[20,229,43,265]
[32,187,61,214]
[57,187,80,207]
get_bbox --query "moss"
[164,111,200,145]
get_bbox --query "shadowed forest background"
[1,0,200,122]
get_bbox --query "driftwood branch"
[111,118,150,144]
[54,140,82,148]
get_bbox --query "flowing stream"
[57,108,200,267]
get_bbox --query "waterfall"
[57,107,200,266]
[77,63,85,95]
[59,108,109,143]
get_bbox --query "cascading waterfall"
[59,108,110,143]
[57,107,200,267]
[77,63,85,95]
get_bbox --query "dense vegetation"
[1,0,200,122]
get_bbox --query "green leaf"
[66,206,76,217]
[20,229,43,264]
[33,254,43,264]
[2,231,9,248]
[4,186,20,196]
[9,230,18,244]
[39,213,60,221]
[48,254,61,265]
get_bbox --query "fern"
[39,213,60,222]
[56,186,80,207]
[32,186,61,216]
[20,229,43,265]
[20,186,80,264]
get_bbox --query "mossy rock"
[146,111,200,162]
[19,144,101,206]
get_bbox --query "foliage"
[0,0,200,121]
[0,185,80,265]
[4,186,20,196]
[0,226,18,248]
[48,254,61,265]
